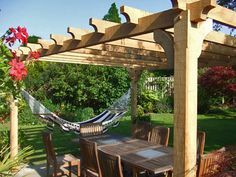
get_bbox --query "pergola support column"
[128,69,142,124]
[173,10,212,177]
[10,99,18,158]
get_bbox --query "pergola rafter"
[14,1,236,177]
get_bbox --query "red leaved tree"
[198,66,236,106]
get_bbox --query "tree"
[28,35,41,43]
[103,3,121,23]
[198,66,236,106]
[25,3,129,115]
[215,0,236,34]
[217,0,236,10]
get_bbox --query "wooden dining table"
[78,134,173,176]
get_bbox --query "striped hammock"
[21,89,130,133]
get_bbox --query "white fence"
[144,76,174,96]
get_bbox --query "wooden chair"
[197,131,206,158]
[42,131,80,177]
[132,121,151,141]
[79,138,101,177]
[148,125,170,146]
[197,148,226,177]
[80,122,103,137]
[97,149,124,177]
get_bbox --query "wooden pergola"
[14,0,236,176]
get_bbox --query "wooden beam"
[89,18,119,33]
[120,6,151,24]
[202,41,236,57]
[40,9,180,56]
[38,39,54,49]
[173,10,212,177]
[70,48,164,61]
[54,52,166,66]
[205,31,236,48]
[87,43,165,57]
[170,0,187,10]
[187,0,216,22]
[40,55,165,69]
[199,51,236,67]
[19,46,31,55]
[154,29,174,69]
[50,34,72,46]
[207,5,236,28]
[67,27,90,40]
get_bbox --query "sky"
[0,0,172,39]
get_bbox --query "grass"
[0,108,236,165]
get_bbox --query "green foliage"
[153,69,174,77]
[153,96,173,113]
[136,114,152,123]
[18,105,42,125]
[25,62,130,114]
[0,129,27,150]
[0,146,33,176]
[198,86,211,113]
[27,35,41,44]
[103,3,121,23]
[198,66,236,111]
[137,105,144,117]
[137,71,174,114]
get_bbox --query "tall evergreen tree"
[28,35,41,43]
[103,3,121,23]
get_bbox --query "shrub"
[153,96,173,113]
[137,105,144,117]
[25,63,130,113]
[0,129,27,150]
[136,114,151,122]
[0,146,33,176]
[198,66,236,108]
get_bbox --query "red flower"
[9,58,27,81]
[9,27,16,33]
[5,26,28,45]
[29,51,40,60]
[15,26,28,44]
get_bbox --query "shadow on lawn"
[198,117,236,152]
[21,125,80,165]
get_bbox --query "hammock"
[21,89,130,133]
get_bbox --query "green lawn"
[0,109,236,165]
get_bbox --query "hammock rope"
[21,89,130,133]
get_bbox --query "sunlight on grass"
[0,109,235,165]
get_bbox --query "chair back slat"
[197,148,225,177]
[132,121,151,141]
[42,131,57,164]
[80,122,103,137]
[197,131,206,157]
[148,126,170,146]
[80,138,100,175]
[98,149,124,177]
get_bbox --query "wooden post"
[129,69,142,124]
[10,99,18,158]
[173,10,212,177]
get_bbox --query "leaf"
[0,45,13,58]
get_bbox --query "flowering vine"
[0,26,40,100]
